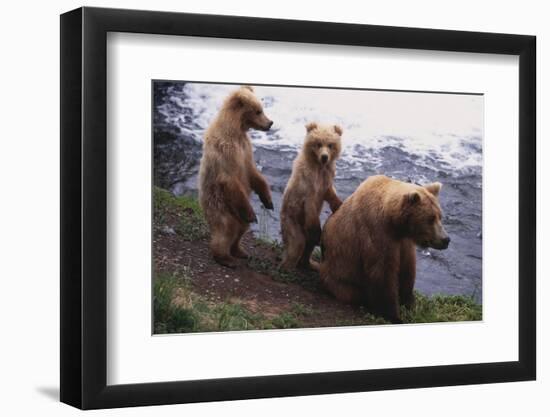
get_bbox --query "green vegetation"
[401,292,482,323]
[153,187,482,334]
[154,272,198,333]
[154,272,308,333]
[154,271,481,334]
[153,186,208,240]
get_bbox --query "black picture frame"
[60,6,536,410]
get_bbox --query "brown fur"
[199,86,274,268]
[280,122,343,271]
[319,175,450,323]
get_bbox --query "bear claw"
[247,213,258,223]
[262,199,274,210]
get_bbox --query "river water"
[153,81,483,303]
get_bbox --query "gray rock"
[160,226,176,235]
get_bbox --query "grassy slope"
[153,187,481,333]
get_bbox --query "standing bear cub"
[320,175,450,323]
[280,122,343,271]
[199,86,274,268]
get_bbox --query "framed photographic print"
[60,6,536,410]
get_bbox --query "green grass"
[401,292,482,323]
[154,272,312,333]
[154,186,202,215]
[153,272,200,333]
[154,272,481,334]
[153,186,208,240]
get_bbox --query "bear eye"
[328,144,333,149]
[256,110,262,115]
[317,143,322,149]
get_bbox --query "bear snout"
[433,235,450,250]
[259,119,273,131]
[321,154,329,164]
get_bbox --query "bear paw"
[213,254,239,269]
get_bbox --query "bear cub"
[320,175,450,323]
[199,86,274,268]
[280,122,343,271]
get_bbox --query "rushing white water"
[159,83,483,174]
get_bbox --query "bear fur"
[280,122,343,271]
[198,86,274,268]
[319,175,450,323]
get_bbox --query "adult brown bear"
[198,86,274,268]
[320,175,450,323]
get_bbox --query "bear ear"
[228,89,247,109]
[241,85,254,92]
[424,182,442,197]
[306,122,318,132]
[230,95,244,108]
[334,125,343,136]
[405,191,421,205]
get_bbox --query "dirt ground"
[153,210,383,329]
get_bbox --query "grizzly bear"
[198,86,274,268]
[280,122,343,271]
[320,175,450,323]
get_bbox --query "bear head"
[303,122,343,166]
[224,85,273,131]
[399,182,450,250]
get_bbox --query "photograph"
[54,5,539,411]
[152,81,483,332]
